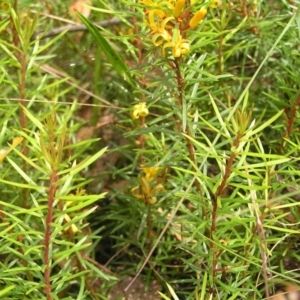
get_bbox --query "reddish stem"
[44,170,58,300]
[280,93,300,152]
[210,133,241,282]
[173,58,203,205]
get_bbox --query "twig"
[31,18,121,40]
[245,167,270,299]
[44,170,58,300]
[35,62,119,108]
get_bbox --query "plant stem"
[210,133,241,284]
[44,170,58,300]
[174,59,204,213]
[279,93,300,153]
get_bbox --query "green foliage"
[1,0,300,299]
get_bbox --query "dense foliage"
[0,0,300,299]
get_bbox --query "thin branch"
[31,18,121,40]
[44,170,58,300]
[246,168,270,299]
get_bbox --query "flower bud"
[189,8,207,28]
[173,0,185,18]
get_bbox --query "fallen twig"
[31,18,121,40]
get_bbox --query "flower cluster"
[140,0,219,58]
[131,102,149,119]
[131,166,163,204]
[63,189,87,233]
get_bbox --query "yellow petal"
[152,183,164,194]
[210,0,222,8]
[131,102,149,119]
[148,197,157,204]
[0,149,9,164]
[140,176,151,194]
[64,214,71,222]
[0,137,24,165]
[12,137,23,147]
[162,41,174,57]
[131,110,140,119]
[152,31,172,46]
[70,224,80,233]
[148,9,166,30]
[143,166,161,181]
[131,186,144,199]
[172,38,190,57]
[64,214,80,233]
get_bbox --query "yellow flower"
[147,9,167,30]
[131,176,164,205]
[210,0,222,8]
[141,0,212,58]
[220,239,228,246]
[131,102,149,119]
[151,16,173,46]
[142,166,162,181]
[63,189,86,233]
[189,8,207,28]
[162,33,190,57]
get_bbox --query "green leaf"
[58,146,107,176]
[199,272,207,300]
[0,178,46,193]
[244,109,284,138]
[157,292,172,300]
[263,225,300,234]
[237,158,290,169]
[77,13,136,87]
[165,282,180,300]
[0,285,15,297]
